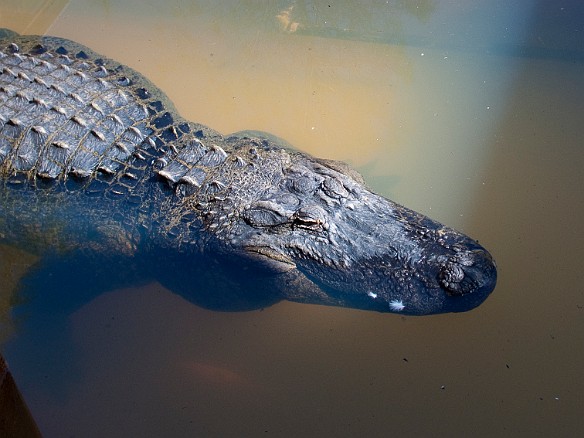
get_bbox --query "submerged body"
[0,30,496,315]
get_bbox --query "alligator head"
[203,138,497,315]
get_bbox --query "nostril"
[438,249,495,296]
[440,263,464,284]
[439,263,474,296]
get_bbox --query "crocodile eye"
[292,206,327,231]
[242,201,293,227]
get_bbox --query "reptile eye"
[293,216,323,231]
[292,206,327,231]
[242,201,292,228]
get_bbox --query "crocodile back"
[0,32,212,254]
[0,32,221,192]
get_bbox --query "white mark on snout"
[389,300,405,312]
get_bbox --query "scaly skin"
[0,30,496,315]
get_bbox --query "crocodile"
[0,29,496,316]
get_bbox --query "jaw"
[287,253,496,315]
[241,245,296,273]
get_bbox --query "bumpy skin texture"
[0,30,496,315]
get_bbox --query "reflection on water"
[276,0,435,43]
[1,0,584,436]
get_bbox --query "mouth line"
[242,245,297,273]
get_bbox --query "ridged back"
[0,32,224,201]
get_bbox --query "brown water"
[1,1,583,436]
